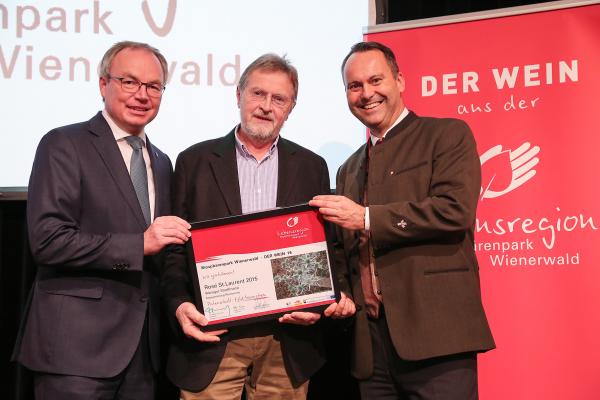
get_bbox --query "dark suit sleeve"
[332,165,353,297]
[27,130,143,271]
[369,119,481,249]
[318,157,351,295]
[319,157,331,195]
[161,152,195,326]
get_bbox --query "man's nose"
[258,94,274,111]
[134,84,150,100]
[361,84,375,100]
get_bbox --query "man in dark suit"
[310,41,495,399]
[161,53,354,400]
[12,41,191,399]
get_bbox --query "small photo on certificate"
[271,251,333,299]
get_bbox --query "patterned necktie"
[125,136,151,227]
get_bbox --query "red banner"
[366,3,600,399]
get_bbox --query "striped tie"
[125,136,151,227]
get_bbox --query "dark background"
[1,1,552,398]
[380,0,553,23]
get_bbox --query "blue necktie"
[125,136,151,227]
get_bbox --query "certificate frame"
[188,204,339,329]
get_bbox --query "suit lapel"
[209,129,243,215]
[147,136,168,218]
[88,112,147,229]
[345,110,416,203]
[384,110,418,142]
[276,137,298,207]
[346,144,368,205]
[343,143,368,248]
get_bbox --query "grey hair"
[238,53,299,101]
[98,40,168,83]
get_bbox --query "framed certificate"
[188,204,339,329]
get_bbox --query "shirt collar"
[234,124,279,159]
[102,109,147,145]
[370,107,409,146]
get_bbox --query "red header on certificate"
[191,209,326,262]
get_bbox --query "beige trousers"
[180,334,308,400]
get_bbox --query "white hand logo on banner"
[480,142,540,200]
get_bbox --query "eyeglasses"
[108,75,165,97]
[248,89,293,109]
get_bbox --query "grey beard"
[242,123,280,146]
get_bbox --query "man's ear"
[396,72,406,93]
[99,76,108,102]
[288,100,296,115]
